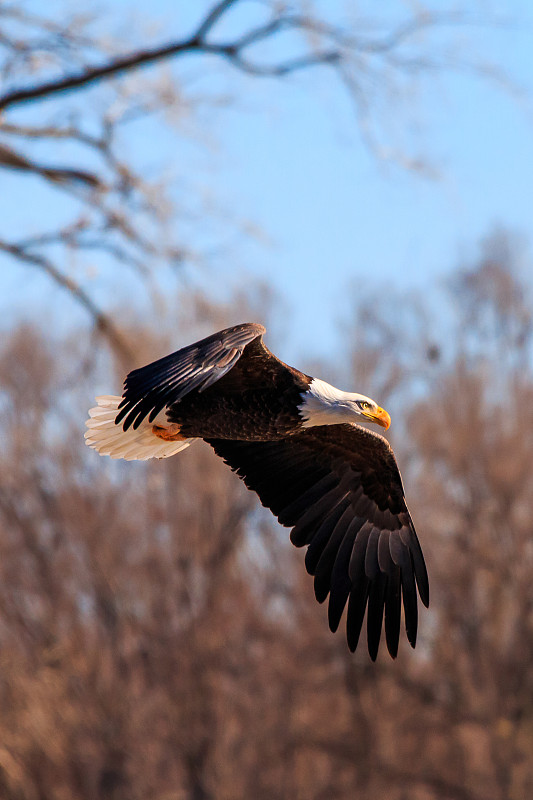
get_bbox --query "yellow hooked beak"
[363,406,391,430]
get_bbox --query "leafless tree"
[1,232,533,798]
[0,0,514,360]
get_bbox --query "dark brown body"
[170,378,307,440]
[168,338,311,440]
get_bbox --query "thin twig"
[0,1,346,112]
[0,239,134,363]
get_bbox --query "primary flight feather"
[85,322,428,660]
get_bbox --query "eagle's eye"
[358,401,372,411]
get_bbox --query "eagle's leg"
[152,423,188,441]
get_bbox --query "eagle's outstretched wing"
[115,323,266,431]
[208,423,428,660]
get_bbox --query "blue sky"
[2,0,533,364]
[197,1,533,360]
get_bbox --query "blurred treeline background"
[1,2,533,799]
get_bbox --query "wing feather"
[346,577,370,653]
[304,499,352,576]
[326,515,365,629]
[367,574,387,661]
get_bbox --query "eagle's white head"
[299,378,391,430]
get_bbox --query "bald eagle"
[85,323,428,659]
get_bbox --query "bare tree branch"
[0,34,341,113]
[0,239,133,363]
[0,37,198,111]
[0,141,101,187]
[0,0,520,367]
[193,0,240,41]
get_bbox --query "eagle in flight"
[85,323,428,660]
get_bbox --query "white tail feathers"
[84,395,194,460]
